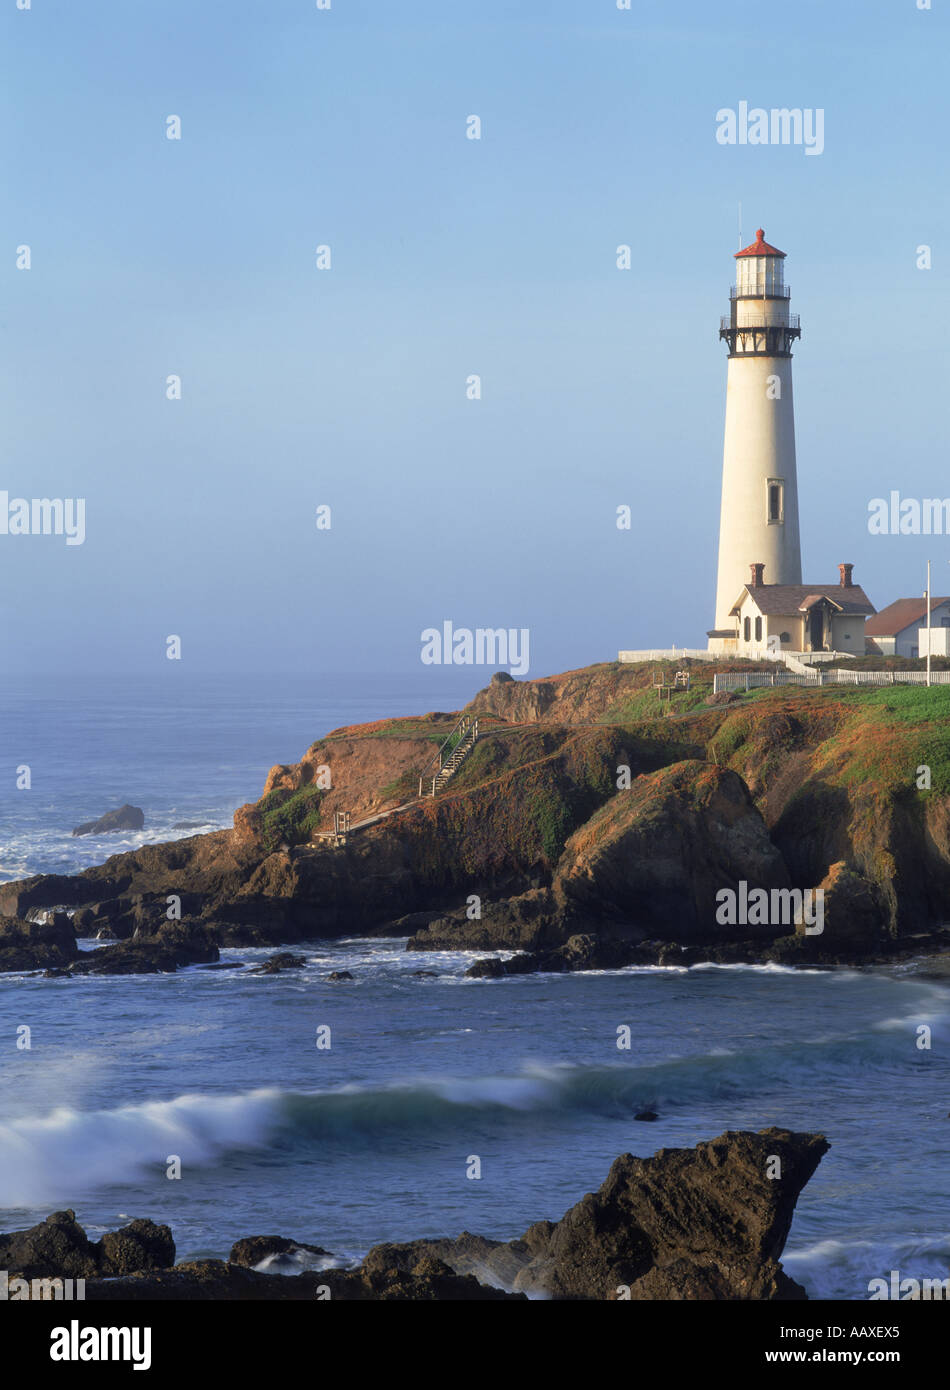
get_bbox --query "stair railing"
[417,716,479,796]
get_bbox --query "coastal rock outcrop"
[0,1211,174,1281]
[800,861,884,948]
[72,804,145,836]
[367,1127,828,1300]
[5,665,950,968]
[0,914,78,972]
[80,1257,522,1301]
[551,760,790,939]
[228,1235,334,1270]
[414,760,790,955]
[66,921,219,975]
[10,1128,825,1300]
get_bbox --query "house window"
[754,616,762,641]
[767,479,784,524]
[780,632,791,644]
[744,616,751,641]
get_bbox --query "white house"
[865,597,950,657]
[722,562,875,657]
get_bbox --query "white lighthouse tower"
[708,229,802,650]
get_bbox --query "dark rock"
[0,1211,96,1280]
[326,970,354,981]
[80,1259,522,1301]
[372,1127,828,1300]
[98,1219,176,1276]
[409,888,562,954]
[800,862,885,948]
[172,821,207,830]
[385,910,450,934]
[228,1235,332,1270]
[465,957,506,979]
[0,1211,174,1281]
[72,804,145,837]
[67,921,219,976]
[552,762,790,942]
[412,970,438,977]
[0,914,79,973]
[249,953,306,974]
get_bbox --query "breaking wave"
[2,1003,944,1208]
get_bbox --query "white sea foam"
[0,1088,282,1208]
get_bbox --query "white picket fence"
[619,648,839,667]
[713,668,950,692]
[618,648,743,663]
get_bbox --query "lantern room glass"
[736,255,785,297]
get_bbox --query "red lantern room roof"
[735,228,786,259]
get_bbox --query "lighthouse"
[708,229,803,650]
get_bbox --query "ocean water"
[1,675,948,1300]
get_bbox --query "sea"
[1,672,948,1299]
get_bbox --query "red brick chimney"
[750,562,765,588]
[839,563,854,588]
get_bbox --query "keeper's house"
[726,562,875,656]
[865,596,950,657]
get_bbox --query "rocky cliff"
[3,662,950,972]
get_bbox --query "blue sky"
[3,0,948,677]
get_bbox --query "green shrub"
[259,784,325,850]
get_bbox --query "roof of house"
[731,583,876,617]
[735,228,786,259]
[865,596,950,637]
[799,593,844,612]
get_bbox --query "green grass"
[817,690,950,794]
[526,786,575,861]
[599,680,713,723]
[846,684,950,720]
[258,784,326,850]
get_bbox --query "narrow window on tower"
[744,617,751,641]
[755,617,762,641]
[767,479,785,524]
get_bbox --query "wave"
[2,1009,946,1207]
[783,1233,950,1300]
[0,1089,280,1208]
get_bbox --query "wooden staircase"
[418,715,480,797]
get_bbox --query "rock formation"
[0,1210,173,1281]
[72,804,145,836]
[1,1128,826,1300]
[3,663,950,971]
[368,1127,828,1300]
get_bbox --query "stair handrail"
[417,715,479,796]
